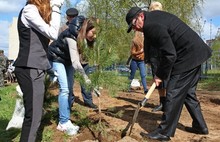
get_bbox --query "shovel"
[121,82,156,137]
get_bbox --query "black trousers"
[15,67,45,142]
[157,65,207,137]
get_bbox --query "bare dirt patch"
[47,82,220,142]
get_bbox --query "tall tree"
[84,0,204,62]
[161,0,204,32]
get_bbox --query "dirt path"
[50,83,220,142]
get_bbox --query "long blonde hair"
[27,0,51,24]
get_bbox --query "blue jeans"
[129,59,148,93]
[79,64,93,105]
[50,62,74,124]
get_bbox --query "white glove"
[50,0,64,8]
[83,75,91,84]
[85,78,91,84]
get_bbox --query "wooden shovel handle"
[144,82,156,99]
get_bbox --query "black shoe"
[140,131,170,141]
[152,103,163,112]
[185,126,208,135]
[84,103,98,109]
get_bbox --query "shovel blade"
[129,102,142,135]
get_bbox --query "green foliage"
[82,0,205,66]
[199,78,220,91]
[84,31,120,67]
[40,128,54,142]
[86,0,135,62]
[158,0,205,34]
[90,120,108,137]
[105,107,124,118]
[212,40,220,50]
[198,69,220,91]
[72,104,92,127]
[210,40,220,69]
[78,17,131,96]
[89,71,130,97]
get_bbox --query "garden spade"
[121,82,156,137]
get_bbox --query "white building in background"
[8,17,19,60]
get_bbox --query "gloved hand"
[83,75,91,84]
[50,0,64,8]
[85,78,91,84]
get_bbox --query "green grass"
[198,78,220,91]
[0,84,21,142]
[39,128,54,142]
[198,70,220,91]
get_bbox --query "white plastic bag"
[130,79,141,88]
[6,85,24,130]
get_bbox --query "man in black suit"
[125,7,212,141]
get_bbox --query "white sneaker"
[57,120,79,136]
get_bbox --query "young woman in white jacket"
[13,0,64,141]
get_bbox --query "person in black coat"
[125,7,212,141]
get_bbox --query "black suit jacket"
[143,11,212,80]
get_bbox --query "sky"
[0,0,220,57]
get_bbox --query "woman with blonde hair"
[128,31,148,94]
[13,0,64,141]
[149,1,163,11]
[48,16,98,135]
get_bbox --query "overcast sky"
[0,0,219,56]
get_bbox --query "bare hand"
[154,75,162,86]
